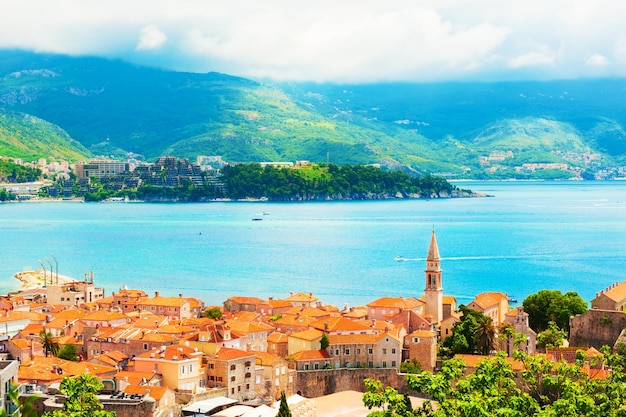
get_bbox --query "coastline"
[13,269,76,291]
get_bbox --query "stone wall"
[294,368,411,398]
[569,309,626,348]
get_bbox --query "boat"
[394,256,405,261]
[252,217,263,221]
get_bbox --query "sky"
[2,0,626,83]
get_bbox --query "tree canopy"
[522,290,588,333]
[43,374,115,417]
[364,347,626,417]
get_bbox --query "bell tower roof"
[427,229,440,262]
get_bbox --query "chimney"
[179,293,182,298]
[155,291,159,297]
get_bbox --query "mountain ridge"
[1,49,626,178]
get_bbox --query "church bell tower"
[424,229,443,324]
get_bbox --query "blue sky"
[2,0,626,83]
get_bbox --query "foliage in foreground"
[43,374,115,417]
[363,348,626,417]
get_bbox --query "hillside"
[1,49,626,178]
[0,109,91,162]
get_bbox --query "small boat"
[252,217,263,221]
[394,256,405,261]
[263,212,270,215]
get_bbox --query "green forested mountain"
[0,109,91,161]
[1,49,626,177]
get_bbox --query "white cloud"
[508,46,558,69]
[2,0,626,82]
[136,25,167,51]
[585,53,610,67]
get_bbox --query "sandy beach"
[13,269,76,291]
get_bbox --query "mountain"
[1,49,626,178]
[0,109,91,161]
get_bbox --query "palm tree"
[473,315,496,355]
[39,329,60,357]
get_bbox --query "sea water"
[0,181,625,308]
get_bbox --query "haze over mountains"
[1,49,626,178]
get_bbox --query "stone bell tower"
[424,229,443,324]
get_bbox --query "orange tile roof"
[82,310,129,322]
[267,299,293,308]
[155,324,197,334]
[285,292,318,303]
[115,289,149,299]
[329,333,394,344]
[140,333,178,343]
[227,296,266,305]
[442,295,457,304]
[254,351,284,366]
[212,347,255,361]
[135,345,201,361]
[124,384,168,401]
[226,319,274,334]
[598,281,626,303]
[267,332,288,343]
[273,314,317,327]
[505,307,528,317]
[52,308,88,319]
[231,311,261,322]
[11,339,41,349]
[342,307,368,319]
[289,329,324,341]
[115,370,157,386]
[455,354,524,371]
[310,316,372,333]
[19,356,117,382]
[470,292,508,309]
[289,349,330,360]
[140,296,188,307]
[408,330,437,338]
[283,306,330,318]
[366,296,424,310]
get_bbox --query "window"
[304,364,309,370]
[383,361,387,368]
[231,388,234,394]
[391,348,396,354]
[246,383,250,390]
[314,363,319,370]
[413,337,420,343]
[230,364,236,371]
[189,364,193,373]
[382,348,387,354]
[344,348,350,355]
[209,375,215,381]
[143,343,148,350]
[356,348,361,354]
[335,349,339,355]
[392,361,396,367]
[231,376,236,382]
[238,386,241,392]
[368,361,374,368]
[209,363,214,369]
[368,348,373,354]
[181,366,185,374]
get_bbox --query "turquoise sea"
[1,181,625,308]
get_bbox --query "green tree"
[0,384,38,417]
[43,374,115,417]
[536,321,568,350]
[363,378,416,417]
[277,391,292,417]
[473,315,496,355]
[320,333,330,350]
[57,344,79,361]
[522,290,587,333]
[204,307,223,319]
[39,329,60,357]
[400,358,423,374]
